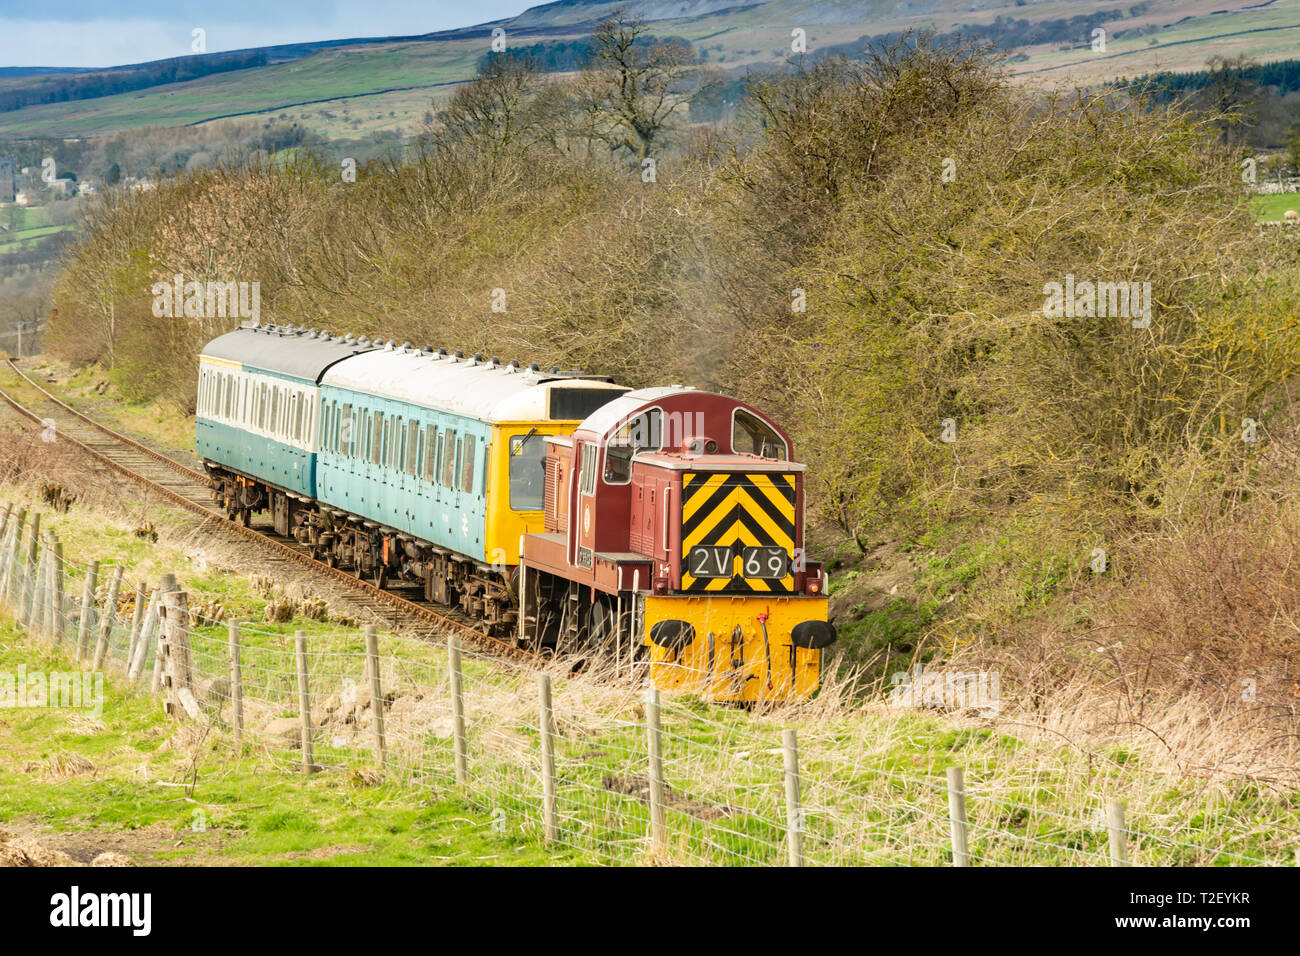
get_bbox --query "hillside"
[1,0,1298,138]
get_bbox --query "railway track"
[0,358,539,665]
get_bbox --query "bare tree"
[578,14,700,165]
[434,55,546,159]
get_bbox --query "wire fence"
[1,503,1296,867]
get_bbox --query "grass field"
[0,630,564,865]
[1249,192,1300,222]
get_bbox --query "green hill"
[2,0,1299,139]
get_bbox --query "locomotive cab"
[522,387,836,704]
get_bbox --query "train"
[196,322,836,703]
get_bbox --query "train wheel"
[589,596,614,649]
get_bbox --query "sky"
[0,0,537,68]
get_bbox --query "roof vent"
[438,347,448,356]
[549,366,559,374]
[453,350,464,360]
[490,356,500,366]
[401,341,411,350]
[345,333,356,344]
[320,329,329,339]
[530,363,540,371]
[358,336,369,345]
[423,344,434,353]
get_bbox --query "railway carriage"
[197,325,372,526]
[311,343,627,626]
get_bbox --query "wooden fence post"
[3,508,26,607]
[947,766,970,867]
[124,589,146,678]
[365,624,385,767]
[0,507,22,607]
[49,538,65,646]
[645,686,666,850]
[783,728,805,867]
[92,565,124,670]
[0,517,12,609]
[134,588,160,685]
[1107,799,1129,867]
[539,673,558,844]
[19,512,40,625]
[20,529,44,630]
[42,535,58,639]
[75,560,98,662]
[158,574,197,718]
[228,618,243,745]
[34,535,50,639]
[295,630,315,773]
[449,635,467,788]
[0,503,10,544]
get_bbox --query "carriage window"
[509,433,545,511]
[732,409,788,460]
[371,411,383,464]
[442,430,458,487]
[407,421,419,476]
[293,393,303,442]
[383,417,392,467]
[461,435,476,493]
[416,427,426,478]
[423,425,438,481]
[435,432,445,483]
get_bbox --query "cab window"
[732,409,788,460]
[509,432,545,511]
[604,410,661,484]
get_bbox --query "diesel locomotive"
[197,323,836,703]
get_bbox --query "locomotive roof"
[320,345,629,423]
[200,324,372,382]
[576,386,694,436]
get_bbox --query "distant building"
[47,178,73,197]
[0,157,16,203]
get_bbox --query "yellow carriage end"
[642,594,834,704]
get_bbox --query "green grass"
[1249,192,1300,222]
[0,627,568,865]
[0,224,75,253]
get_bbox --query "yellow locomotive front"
[639,461,835,704]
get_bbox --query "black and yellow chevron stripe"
[681,472,796,593]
